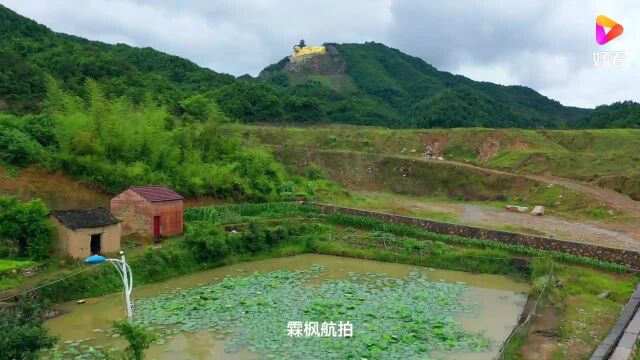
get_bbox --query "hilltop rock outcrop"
[259,45,346,77]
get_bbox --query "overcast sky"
[2,0,638,108]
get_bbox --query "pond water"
[44,254,529,360]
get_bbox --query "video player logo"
[596,15,623,45]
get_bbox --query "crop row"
[184,203,628,272]
[184,202,320,223]
[325,213,629,272]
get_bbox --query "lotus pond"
[43,254,529,359]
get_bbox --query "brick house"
[50,207,121,258]
[110,186,184,238]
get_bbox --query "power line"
[0,264,102,303]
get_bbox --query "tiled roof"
[130,185,184,202]
[52,207,120,230]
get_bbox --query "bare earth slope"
[425,156,640,216]
[243,125,640,201]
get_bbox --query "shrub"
[307,163,325,180]
[240,223,269,253]
[294,192,308,201]
[0,298,57,360]
[71,132,99,155]
[279,181,295,193]
[112,320,156,360]
[0,196,53,259]
[183,223,229,261]
[279,191,294,201]
[22,115,57,148]
[0,127,43,166]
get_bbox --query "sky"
[2,0,639,108]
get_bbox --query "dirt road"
[349,191,640,251]
[427,157,640,216]
[268,145,640,217]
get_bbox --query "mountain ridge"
[260,42,592,128]
[1,4,638,128]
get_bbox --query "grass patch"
[501,333,526,360]
[0,276,25,291]
[311,239,526,279]
[322,192,460,223]
[550,264,638,359]
[502,261,637,360]
[487,150,539,169]
[267,142,621,221]
[0,259,37,272]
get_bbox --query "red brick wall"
[151,200,183,237]
[111,189,152,236]
[110,190,183,237]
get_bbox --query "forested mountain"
[261,43,594,128]
[1,4,638,128]
[579,101,640,128]
[0,4,233,114]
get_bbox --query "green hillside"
[1,4,639,129]
[0,4,233,114]
[241,125,640,200]
[260,42,594,128]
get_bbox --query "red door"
[153,216,160,238]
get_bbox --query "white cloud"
[1,0,639,107]
[386,0,640,107]
[1,0,392,75]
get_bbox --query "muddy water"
[45,254,529,359]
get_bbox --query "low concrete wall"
[306,202,640,269]
[590,285,640,360]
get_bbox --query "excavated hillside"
[260,45,346,77]
[259,45,357,93]
[241,125,640,201]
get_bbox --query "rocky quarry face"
[286,45,346,75]
[260,45,346,77]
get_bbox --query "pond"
[44,254,529,359]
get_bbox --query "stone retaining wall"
[306,202,640,269]
[0,264,46,278]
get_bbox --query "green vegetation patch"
[324,213,628,272]
[130,267,489,359]
[0,259,36,272]
[184,202,320,223]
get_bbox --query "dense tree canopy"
[576,101,640,128]
[0,79,289,202]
